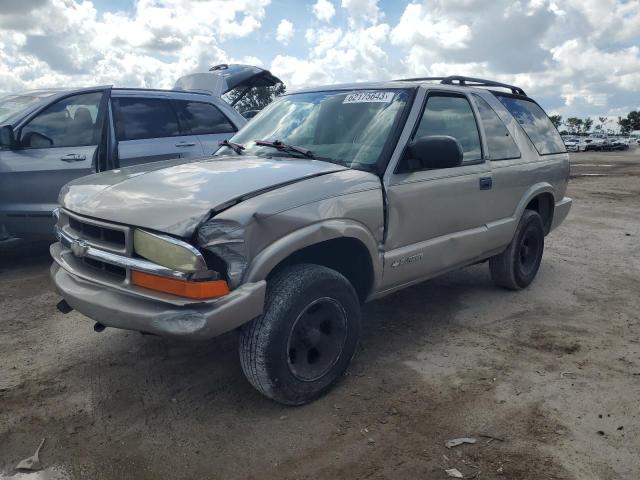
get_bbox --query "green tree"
[627,111,640,131]
[618,116,631,135]
[225,83,286,114]
[565,117,581,135]
[598,116,608,129]
[582,117,593,135]
[549,115,563,129]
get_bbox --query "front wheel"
[489,209,545,290]
[239,264,361,405]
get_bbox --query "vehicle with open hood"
[51,76,572,405]
[0,64,281,243]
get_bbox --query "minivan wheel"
[239,264,361,405]
[489,209,545,290]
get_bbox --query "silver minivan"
[0,64,281,242]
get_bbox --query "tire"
[239,264,361,405]
[489,209,545,290]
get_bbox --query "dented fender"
[244,219,384,290]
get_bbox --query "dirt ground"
[1,150,639,480]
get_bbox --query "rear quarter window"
[113,97,180,141]
[472,94,521,160]
[173,100,236,135]
[495,95,566,155]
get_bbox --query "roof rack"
[394,75,527,96]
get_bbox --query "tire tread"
[239,263,359,404]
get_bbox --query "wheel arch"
[515,183,556,235]
[244,220,382,302]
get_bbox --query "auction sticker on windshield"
[343,91,395,103]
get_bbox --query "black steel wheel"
[286,297,348,382]
[490,209,545,290]
[239,264,360,405]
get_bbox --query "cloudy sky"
[1,0,639,119]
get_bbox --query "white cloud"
[305,27,342,56]
[0,0,271,91]
[0,0,639,119]
[271,55,332,87]
[312,0,336,22]
[341,0,381,27]
[276,19,295,45]
[273,23,391,88]
[390,3,472,50]
[561,0,640,43]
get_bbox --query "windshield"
[216,89,411,171]
[0,93,54,124]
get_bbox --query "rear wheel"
[239,264,360,405]
[489,209,545,290]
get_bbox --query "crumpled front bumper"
[50,244,266,340]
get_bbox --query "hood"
[59,156,346,237]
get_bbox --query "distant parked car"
[584,135,609,151]
[609,138,629,151]
[563,137,586,152]
[0,64,282,243]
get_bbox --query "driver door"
[0,88,110,240]
[381,91,493,290]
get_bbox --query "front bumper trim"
[51,263,266,340]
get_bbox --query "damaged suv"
[51,76,571,405]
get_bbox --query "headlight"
[197,219,247,288]
[134,229,207,273]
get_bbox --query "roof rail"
[394,75,527,96]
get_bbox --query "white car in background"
[563,137,586,152]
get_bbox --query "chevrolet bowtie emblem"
[70,239,89,258]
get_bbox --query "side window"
[414,94,482,163]
[21,92,102,148]
[472,94,521,160]
[113,97,180,141]
[495,95,566,155]
[173,101,236,135]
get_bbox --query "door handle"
[60,153,86,162]
[175,141,196,147]
[479,177,493,190]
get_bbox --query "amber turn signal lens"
[131,271,229,299]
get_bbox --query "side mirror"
[405,135,463,171]
[0,125,16,148]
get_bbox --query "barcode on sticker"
[343,91,395,104]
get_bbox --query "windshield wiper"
[254,140,314,158]
[218,139,245,154]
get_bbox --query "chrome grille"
[81,257,127,280]
[56,209,133,285]
[60,209,132,255]
[68,216,125,247]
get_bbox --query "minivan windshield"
[0,93,54,124]
[216,89,411,171]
